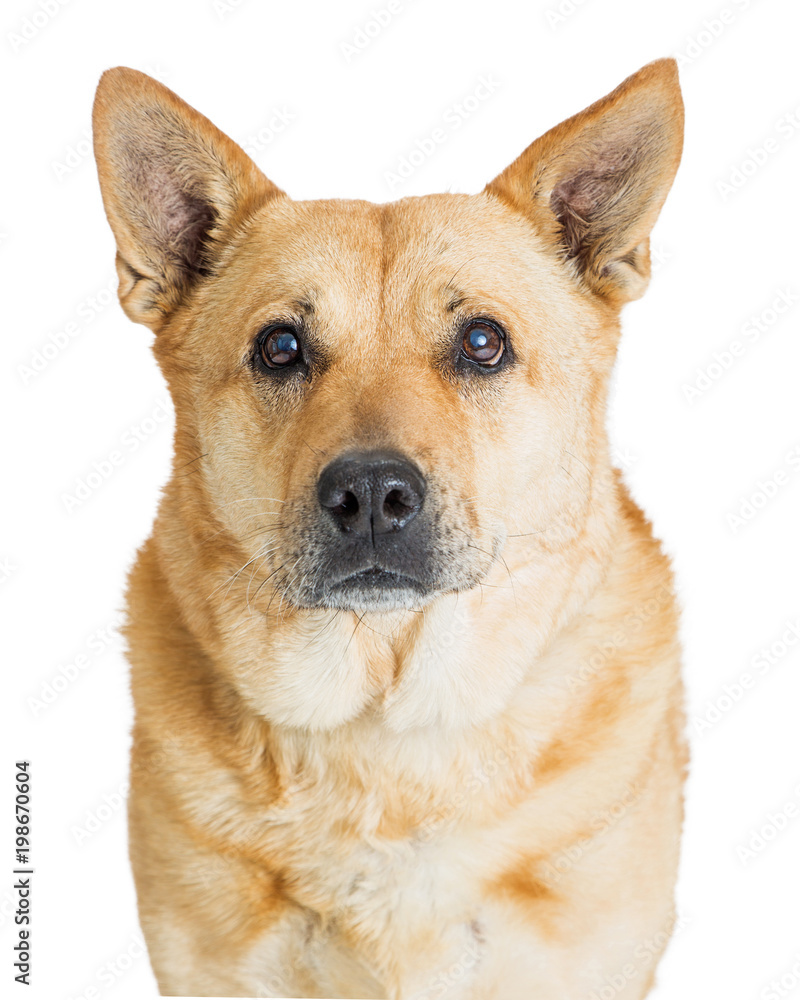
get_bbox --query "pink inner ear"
[128,155,217,274]
[549,171,611,260]
[553,170,612,217]
[548,145,639,262]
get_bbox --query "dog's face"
[158,195,610,614]
[93,62,682,615]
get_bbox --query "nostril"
[321,487,360,523]
[337,491,359,519]
[384,488,414,522]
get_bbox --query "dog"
[92,57,686,999]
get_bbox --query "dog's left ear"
[485,59,683,305]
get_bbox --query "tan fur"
[93,59,686,998]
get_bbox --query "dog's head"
[94,62,682,616]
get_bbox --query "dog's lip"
[328,567,426,592]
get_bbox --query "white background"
[3,0,800,998]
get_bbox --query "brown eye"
[259,325,301,368]
[461,320,505,366]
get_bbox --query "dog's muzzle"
[313,450,434,609]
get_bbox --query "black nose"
[317,451,426,538]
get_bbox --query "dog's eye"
[259,325,302,368]
[461,320,505,367]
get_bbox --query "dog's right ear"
[93,68,284,330]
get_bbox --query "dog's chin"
[310,568,434,613]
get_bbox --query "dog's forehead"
[239,192,558,319]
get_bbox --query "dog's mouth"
[323,565,429,611]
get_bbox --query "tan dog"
[93,58,686,999]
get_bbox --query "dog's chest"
[245,739,509,993]
[257,816,492,997]
[267,763,482,918]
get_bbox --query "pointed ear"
[485,59,683,305]
[92,68,284,330]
